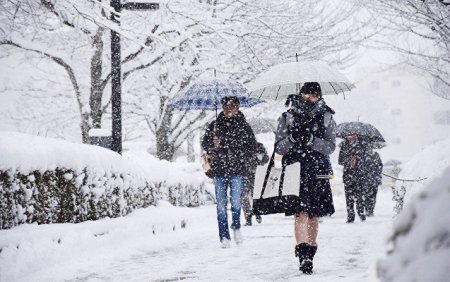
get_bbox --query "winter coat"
[338,140,380,187]
[363,151,383,187]
[338,140,366,186]
[245,142,269,176]
[201,111,256,177]
[274,102,336,217]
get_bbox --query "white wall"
[326,61,450,163]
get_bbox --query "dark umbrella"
[336,122,385,142]
[384,159,402,166]
[370,141,387,149]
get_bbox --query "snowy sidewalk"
[0,189,394,282]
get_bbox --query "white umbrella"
[247,61,355,100]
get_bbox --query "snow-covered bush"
[377,138,450,281]
[0,132,211,229]
[0,167,158,229]
[377,167,450,282]
[397,138,450,198]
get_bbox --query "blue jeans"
[214,175,244,241]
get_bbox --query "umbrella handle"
[214,106,217,133]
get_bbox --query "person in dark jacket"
[362,147,383,216]
[274,82,336,274]
[338,135,369,223]
[242,142,269,226]
[201,96,257,248]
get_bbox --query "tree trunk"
[156,97,175,160]
[186,133,195,162]
[89,27,105,129]
[80,112,91,144]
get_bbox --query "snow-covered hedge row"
[0,167,157,229]
[0,132,211,230]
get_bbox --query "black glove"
[289,127,313,144]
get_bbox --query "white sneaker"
[233,229,243,245]
[220,239,231,248]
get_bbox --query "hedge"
[0,166,210,230]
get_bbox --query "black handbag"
[252,150,301,215]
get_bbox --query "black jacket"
[338,140,372,186]
[201,111,256,177]
[363,151,383,187]
[276,107,336,177]
[246,142,269,176]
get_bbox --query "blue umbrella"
[168,79,263,115]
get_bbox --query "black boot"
[346,214,355,223]
[295,243,317,274]
[305,245,317,274]
[244,215,252,226]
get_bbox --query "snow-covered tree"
[1,0,373,160]
[364,0,450,99]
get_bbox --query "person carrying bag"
[260,82,336,275]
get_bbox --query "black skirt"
[284,150,335,217]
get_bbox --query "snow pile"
[0,131,142,174]
[377,139,450,282]
[0,201,201,282]
[396,137,450,204]
[0,131,211,229]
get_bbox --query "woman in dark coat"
[275,82,336,274]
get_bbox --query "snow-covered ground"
[0,185,395,282]
[1,136,450,282]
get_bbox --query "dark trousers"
[344,183,365,221]
[241,173,255,219]
[364,185,378,215]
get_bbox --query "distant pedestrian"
[242,142,269,226]
[338,135,368,223]
[275,82,336,274]
[362,147,383,216]
[201,96,257,248]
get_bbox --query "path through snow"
[1,188,395,282]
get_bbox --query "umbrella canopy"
[247,61,355,100]
[384,159,402,166]
[169,79,263,111]
[370,141,387,149]
[336,122,385,143]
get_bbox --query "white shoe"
[220,239,231,248]
[233,229,243,245]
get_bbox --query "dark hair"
[221,96,240,106]
[300,82,322,97]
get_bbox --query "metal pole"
[109,1,159,154]
[111,0,122,154]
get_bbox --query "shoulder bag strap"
[259,148,276,199]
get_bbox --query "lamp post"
[110,1,159,154]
